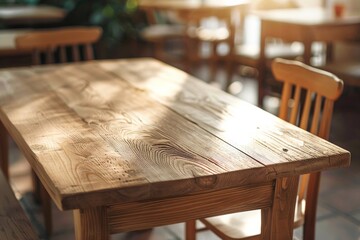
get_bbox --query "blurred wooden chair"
[13,26,102,236]
[140,8,186,60]
[227,0,307,106]
[185,58,344,240]
[16,26,102,64]
[185,7,242,80]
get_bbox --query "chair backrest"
[272,58,343,236]
[15,26,102,65]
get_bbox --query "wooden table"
[0,59,350,239]
[255,7,360,105]
[0,5,66,26]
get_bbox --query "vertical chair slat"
[319,99,334,139]
[45,47,54,64]
[84,44,94,60]
[60,46,67,63]
[72,45,80,62]
[299,90,312,130]
[279,82,292,120]
[33,49,41,65]
[289,85,302,125]
[310,94,323,135]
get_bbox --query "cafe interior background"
[0,0,359,239]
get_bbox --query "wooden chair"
[227,0,305,106]
[15,26,102,64]
[185,7,242,81]
[0,170,38,240]
[140,8,186,60]
[12,26,102,236]
[185,58,344,240]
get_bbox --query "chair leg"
[185,220,196,240]
[303,172,321,240]
[31,170,42,203]
[32,171,53,236]
[40,183,53,236]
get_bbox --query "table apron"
[107,182,274,233]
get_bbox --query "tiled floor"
[6,55,360,240]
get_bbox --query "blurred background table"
[255,7,360,106]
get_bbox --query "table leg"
[0,121,9,179]
[270,176,299,240]
[73,207,109,240]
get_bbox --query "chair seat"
[140,24,186,42]
[201,200,304,239]
[235,42,304,60]
[321,61,360,87]
[187,26,230,42]
[202,210,261,239]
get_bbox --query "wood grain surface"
[0,59,350,211]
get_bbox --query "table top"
[0,59,350,211]
[0,5,66,25]
[255,7,360,26]
[139,0,249,11]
